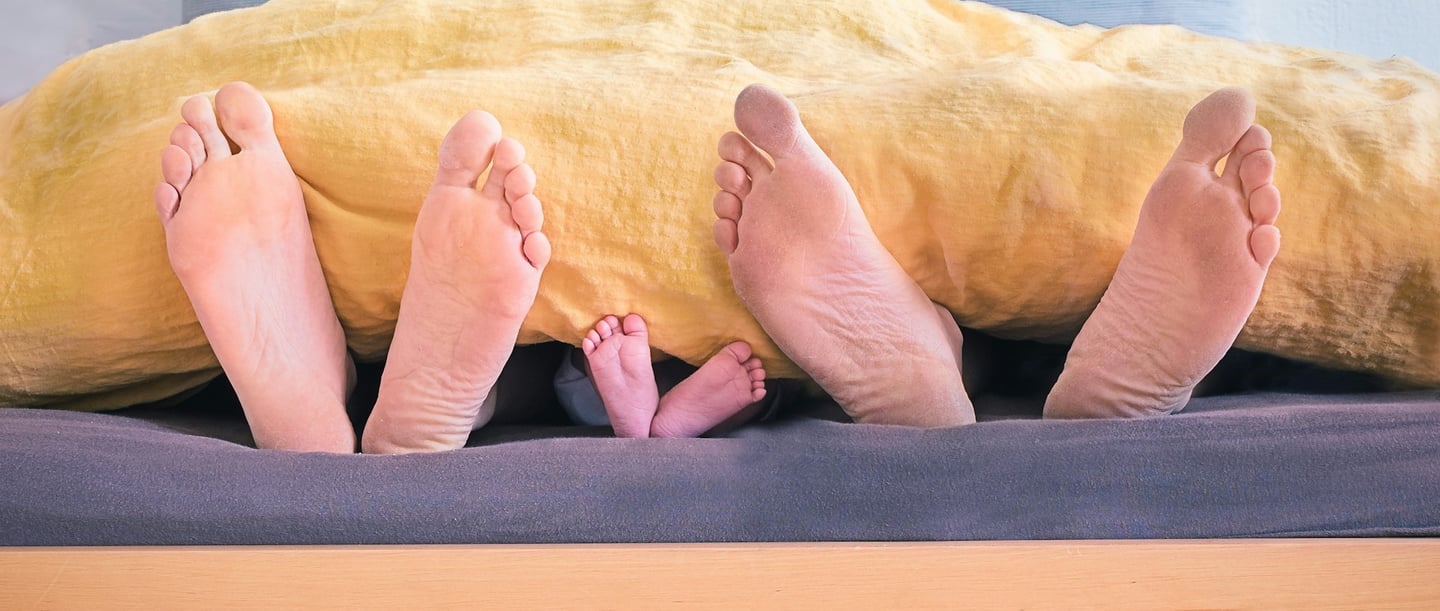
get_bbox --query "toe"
[213,81,278,151]
[181,94,232,161]
[597,316,618,340]
[1250,184,1282,226]
[481,137,525,200]
[713,219,739,254]
[170,123,206,170]
[435,110,502,188]
[1237,150,1276,198]
[622,314,648,338]
[521,230,552,270]
[722,341,753,363]
[510,191,544,236]
[582,337,596,355]
[505,163,543,234]
[713,191,741,221]
[713,161,751,197]
[1175,87,1256,169]
[1250,224,1281,268]
[161,145,195,194]
[1221,124,1272,184]
[154,183,180,223]
[717,131,771,180]
[585,328,602,348]
[504,161,537,199]
[733,83,821,161]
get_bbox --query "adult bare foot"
[582,314,660,438]
[713,84,973,426]
[652,342,767,438]
[1044,87,1282,418]
[362,111,551,453]
[154,82,355,452]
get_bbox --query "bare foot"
[582,314,660,438]
[652,342,767,438]
[713,84,974,426]
[1044,87,1282,418]
[362,111,551,453]
[154,82,355,452]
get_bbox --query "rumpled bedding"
[4,388,1439,544]
[2,0,1439,410]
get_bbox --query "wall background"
[2,0,1439,102]
[1248,0,1440,69]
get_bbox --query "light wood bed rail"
[4,539,1437,609]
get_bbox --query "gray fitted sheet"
[3,388,1438,545]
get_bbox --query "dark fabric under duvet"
[3,388,1438,545]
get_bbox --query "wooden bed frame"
[5,540,1438,608]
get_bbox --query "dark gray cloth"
[3,391,1438,545]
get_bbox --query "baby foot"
[652,342,767,438]
[363,111,551,453]
[713,84,973,426]
[154,82,355,452]
[583,314,661,438]
[1045,87,1282,418]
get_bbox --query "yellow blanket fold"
[3,0,1438,410]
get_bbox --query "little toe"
[181,95,232,161]
[213,82,278,151]
[718,131,771,180]
[582,337,597,355]
[481,137,525,200]
[170,123,206,170]
[1175,87,1256,168]
[435,110,502,188]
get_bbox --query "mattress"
[4,355,1437,545]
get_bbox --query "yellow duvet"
[3,0,1438,410]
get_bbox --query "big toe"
[721,341,753,364]
[621,314,648,338]
[1175,87,1256,167]
[734,84,818,160]
[214,81,278,150]
[435,110,503,188]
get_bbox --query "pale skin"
[712,84,1280,423]
[581,313,767,438]
[157,79,1279,452]
[156,82,550,453]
